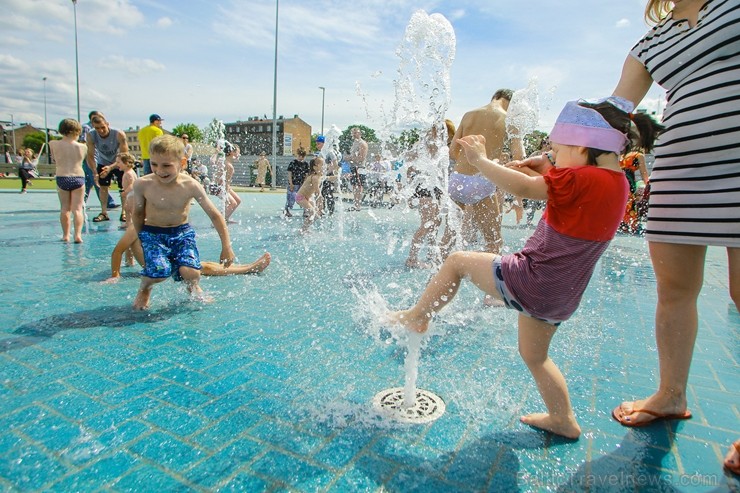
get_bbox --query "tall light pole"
[72,0,80,122]
[43,77,49,164]
[10,114,17,156]
[270,0,279,190]
[318,86,325,137]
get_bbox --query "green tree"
[338,124,378,153]
[388,128,421,153]
[171,123,203,142]
[524,130,549,156]
[22,131,46,154]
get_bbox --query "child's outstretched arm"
[193,182,235,266]
[507,153,554,177]
[131,182,147,234]
[458,135,549,200]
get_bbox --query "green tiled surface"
[0,191,737,492]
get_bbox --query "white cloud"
[616,18,632,28]
[96,56,166,76]
[157,17,173,28]
[448,9,466,21]
[77,0,145,34]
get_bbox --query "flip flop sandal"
[93,213,109,222]
[611,405,692,427]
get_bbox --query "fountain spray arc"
[372,10,456,424]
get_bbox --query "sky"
[1,0,666,140]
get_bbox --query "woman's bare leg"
[615,242,705,424]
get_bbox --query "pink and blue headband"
[549,96,634,153]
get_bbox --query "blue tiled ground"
[0,190,737,492]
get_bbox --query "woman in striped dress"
[610,0,740,431]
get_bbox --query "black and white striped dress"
[630,0,740,247]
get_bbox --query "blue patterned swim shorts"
[138,223,202,281]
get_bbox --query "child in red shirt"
[388,97,663,439]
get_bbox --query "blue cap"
[316,135,325,143]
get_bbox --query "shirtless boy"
[100,152,137,227]
[131,135,236,309]
[49,119,87,243]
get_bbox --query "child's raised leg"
[133,276,166,310]
[517,314,581,439]
[389,251,500,333]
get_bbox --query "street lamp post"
[43,77,49,164]
[10,114,16,157]
[270,0,279,190]
[72,0,80,122]
[319,86,325,137]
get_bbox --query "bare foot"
[520,412,581,439]
[245,252,271,273]
[133,288,151,310]
[61,237,70,243]
[724,440,740,475]
[386,309,430,333]
[101,276,120,284]
[189,285,214,303]
[74,237,83,244]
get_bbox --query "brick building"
[224,115,311,156]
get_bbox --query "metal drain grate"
[372,387,446,423]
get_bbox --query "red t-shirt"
[501,166,628,321]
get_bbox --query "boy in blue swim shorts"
[131,134,235,310]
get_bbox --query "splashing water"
[378,11,456,407]
[351,284,433,411]
[402,331,423,407]
[341,10,458,414]
[203,119,228,218]
[506,78,541,148]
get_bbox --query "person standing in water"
[222,142,242,223]
[608,0,740,435]
[131,135,235,310]
[255,151,270,191]
[440,89,525,258]
[285,148,309,218]
[87,114,128,222]
[388,97,662,439]
[49,118,87,243]
[295,156,324,234]
[348,127,369,211]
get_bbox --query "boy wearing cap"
[138,114,164,175]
